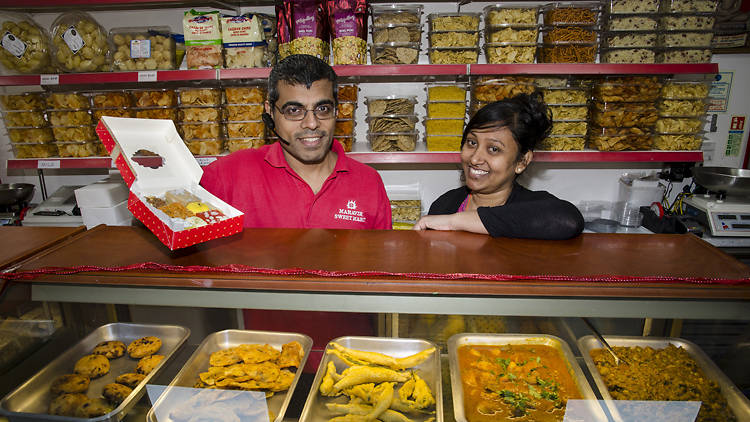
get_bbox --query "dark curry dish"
[458,344,582,421]
[590,344,736,422]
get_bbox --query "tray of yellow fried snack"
[146,329,312,422]
[301,336,442,422]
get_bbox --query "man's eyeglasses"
[275,104,336,121]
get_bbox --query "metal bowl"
[0,183,35,206]
[692,167,750,196]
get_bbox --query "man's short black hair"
[267,54,338,107]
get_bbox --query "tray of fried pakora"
[146,329,312,422]
[578,335,750,422]
[0,323,189,422]
[301,336,442,422]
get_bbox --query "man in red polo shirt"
[201,54,392,370]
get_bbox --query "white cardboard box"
[81,200,133,229]
[74,175,129,208]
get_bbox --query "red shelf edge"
[469,63,719,75]
[219,68,271,79]
[333,64,468,76]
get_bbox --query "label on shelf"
[138,71,157,82]
[196,156,217,166]
[40,74,59,85]
[38,160,60,169]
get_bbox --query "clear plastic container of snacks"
[178,106,221,123]
[178,87,222,106]
[12,142,57,158]
[337,102,356,119]
[370,42,420,64]
[593,76,662,101]
[130,88,177,107]
[487,27,539,43]
[548,105,589,120]
[428,47,479,64]
[601,47,658,63]
[542,27,599,44]
[92,108,135,119]
[428,13,481,32]
[661,80,710,99]
[336,135,354,152]
[50,11,111,72]
[661,0,718,13]
[338,84,358,102]
[653,132,703,149]
[365,96,418,116]
[426,134,462,151]
[226,137,265,153]
[8,127,54,143]
[539,42,598,63]
[46,92,89,110]
[134,106,177,121]
[657,98,707,117]
[658,30,714,48]
[473,77,536,102]
[48,110,92,126]
[222,120,264,138]
[606,14,659,31]
[334,119,356,137]
[222,104,264,121]
[55,141,103,157]
[534,77,573,87]
[551,120,588,135]
[591,101,659,126]
[184,138,224,155]
[223,85,265,104]
[542,3,602,26]
[660,14,715,30]
[109,26,175,71]
[1,92,46,111]
[607,0,660,13]
[539,135,586,150]
[655,117,704,133]
[604,31,657,47]
[426,101,466,118]
[656,47,712,63]
[484,5,540,27]
[180,121,223,140]
[588,125,653,150]
[367,131,419,152]
[372,25,422,44]
[51,124,96,142]
[429,31,480,48]
[371,4,423,27]
[424,117,465,135]
[541,87,590,105]
[89,91,132,108]
[426,83,468,102]
[485,42,537,63]
[366,115,419,133]
[3,110,46,127]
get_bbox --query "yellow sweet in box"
[425,119,464,136]
[427,135,462,151]
[427,102,466,118]
[427,86,466,101]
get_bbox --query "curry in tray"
[457,344,582,421]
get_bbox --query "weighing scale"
[22,185,83,227]
[686,167,750,237]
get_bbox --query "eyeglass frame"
[273,101,337,121]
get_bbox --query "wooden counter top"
[0,226,86,271]
[9,225,750,301]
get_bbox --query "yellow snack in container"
[180,121,222,140]
[48,110,92,126]
[370,42,419,64]
[430,31,479,48]
[334,119,355,137]
[485,43,537,64]
[426,135,462,151]
[50,11,111,72]
[428,47,478,64]
[427,102,466,118]
[548,105,588,120]
[337,102,355,119]
[653,133,703,150]
[0,14,54,74]
[223,120,264,138]
[473,77,535,102]
[587,125,653,150]
[226,137,265,152]
[55,141,104,157]
[178,106,220,123]
[336,136,353,152]
[89,91,131,108]
[488,27,539,43]
[130,89,177,107]
[51,125,97,142]
[178,88,221,106]
[655,117,703,133]
[110,26,175,71]
[591,101,658,127]
[539,135,586,150]
[222,104,264,121]
[427,84,467,102]
[428,13,480,31]
[661,80,710,99]
[551,121,588,136]
[1,92,46,111]
[224,85,266,104]
[46,92,89,110]
[367,131,418,152]
[425,118,465,135]
[184,138,224,155]
[12,143,57,158]
[485,5,539,26]
[92,108,135,119]
[8,127,54,144]
[657,99,706,117]
[3,110,46,127]
[134,107,177,121]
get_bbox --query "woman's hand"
[413,214,457,231]
[413,212,489,235]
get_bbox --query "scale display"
[684,195,750,236]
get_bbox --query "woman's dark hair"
[267,54,338,107]
[461,91,552,159]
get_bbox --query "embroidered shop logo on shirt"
[334,199,366,223]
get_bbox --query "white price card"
[196,157,217,166]
[138,71,157,82]
[38,160,60,169]
[111,158,117,168]
[40,74,59,85]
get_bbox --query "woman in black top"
[413,92,584,240]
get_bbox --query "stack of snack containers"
[1,92,56,158]
[89,91,134,122]
[391,199,422,229]
[370,4,423,65]
[540,2,602,63]
[109,26,176,71]
[654,78,710,150]
[424,82,468,151]
[177,87,223,155]
[470,76,536,115]
[538,78,590,150]
[588,76,662,150]
[130,88,178,128]
[483,4,540,64]
[223,84,266,151]
[335,84,358,152]
[46,91,102,157]
[365,95,419,151]
[427,12,481,64]
[657,0,717,63]
[601,0,660,63]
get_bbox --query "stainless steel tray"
[300,336,443,422]
[146,329,312,422]
[0,322,190,422]
[578,335,750,422]
[448,333,607,422]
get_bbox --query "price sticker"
[196,157,217,166]
[138,71,157,82]
[40,74,59,85]
[38,160,60,169]
[111,158,117,168]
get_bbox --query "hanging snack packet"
[221,14,267,68]
[183,10,222,69]
[289,0,330,62]
[276,3,292,60]
[327,0,367,65]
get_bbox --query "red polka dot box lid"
[96,116,244,250]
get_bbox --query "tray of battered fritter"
[300,336,442,422]
[0,323,189,422]
[448,333,608,422]
[578,335,750,422]
[146,329,312,422]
